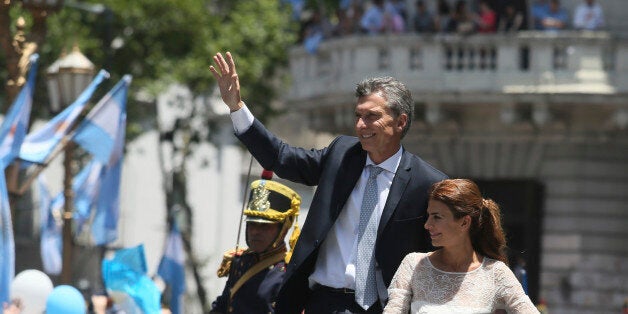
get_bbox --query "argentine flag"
[0,54,38,304]
[0,161,15,304]
[102,244,162,313]
[157,226,186,314]
[19,70,109,165]
[72,75,131,165]
[0,54,38,168]
[72,160,104,231]
[37,175,63,275]
[72,75,131,245]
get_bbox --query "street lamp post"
[47,45,95,284]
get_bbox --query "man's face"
[246,221,281,253]
[354,92,407,164]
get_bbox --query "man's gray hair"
[355,76,414,138]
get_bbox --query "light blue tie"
[355,165,383,309]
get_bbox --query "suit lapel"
[377,150,411,237]
[331,144,366,219]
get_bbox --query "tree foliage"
[3,0,298,139]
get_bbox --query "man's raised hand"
[209,52,243,112]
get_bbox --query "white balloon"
[10,269,54,314]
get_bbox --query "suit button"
[314,240,320,246]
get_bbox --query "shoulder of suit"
[405,153,447,179]
[333,135,359,145]
[332,135,363,150]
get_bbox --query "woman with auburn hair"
[384,179,539,313]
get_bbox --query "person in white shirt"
[384,179,539,313]
[573,0,604,30]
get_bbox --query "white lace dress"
[383,252,539,314]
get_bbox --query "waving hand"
[209,52,243,111]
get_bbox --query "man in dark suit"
[210,52,447,314]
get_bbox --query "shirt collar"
[365,147,403,175]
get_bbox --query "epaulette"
[216,247,246,278]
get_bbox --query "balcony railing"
[287,31,627,102]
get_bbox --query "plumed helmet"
[217,170,302,277]
[244,170,301,225]
[244,170,302,262]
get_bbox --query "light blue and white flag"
[72,75,131,165]
[72,159,104,231]
[73,75,130,245]
[19,70,109,165]
[0,161,15,304]
[157,226,186,314]
[37,175,63,275]
[91,154,121,245]
[102,244,161,314]
[0,54,38,169]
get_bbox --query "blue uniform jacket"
[212,251,286,314]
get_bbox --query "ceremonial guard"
[211,170,301,314]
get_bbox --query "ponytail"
[473,198,508,264]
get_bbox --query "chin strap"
[286,223,300,263]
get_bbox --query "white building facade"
[281,23,628,314]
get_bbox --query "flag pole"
[234,155,254,253]
[16,135,72,195]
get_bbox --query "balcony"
[287,31,626,104]
[286,31,628,139]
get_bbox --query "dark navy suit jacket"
[237,119,448,314]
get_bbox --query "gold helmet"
[217,170,302,278]
[244,170,301,261]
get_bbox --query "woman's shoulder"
[481,258,515,277]
[409,251,430,258]
[482,257,506,268]
[402,251,431,265]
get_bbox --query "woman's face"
[424,199,469,248]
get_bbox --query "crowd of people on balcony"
[293,0,606,53]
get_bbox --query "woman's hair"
[429,178,508,263]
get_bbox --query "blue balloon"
[45,285,86,314]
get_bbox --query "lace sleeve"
[494,262,540,313]
[383,253,420,314]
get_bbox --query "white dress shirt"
[308,150,401,290]
[230,103,255,134]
